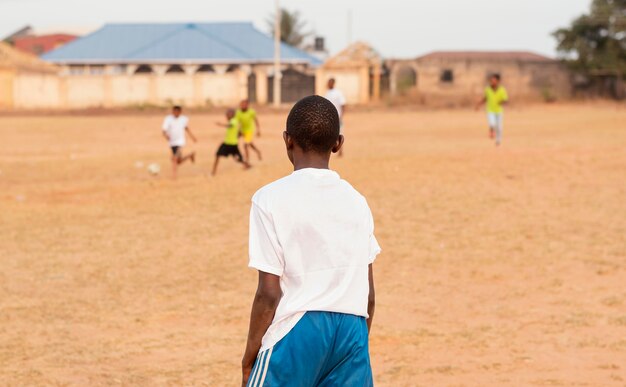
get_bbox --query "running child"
[235,99,262,162]
[475,74,509,146]
[161,105,197,179]
[212,108,251,176]
[241,95,381,386]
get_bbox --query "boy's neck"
[292,150,331,171]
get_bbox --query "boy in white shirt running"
[242,95,381,387]
[161,105,197,179]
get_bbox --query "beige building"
[0,41,59,109]
[386,51,572,104]
[315,42,383,104]
[4,22,320,110]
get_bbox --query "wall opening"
[196,64,215,73]
[396,66,417,93]
[440,69,454,83]
[166,64,185,74]
[134,65,153,74]
[248,72,257,103]
[89,65,105,75]
[268,68,315,103]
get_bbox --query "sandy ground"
[1,104,625,386]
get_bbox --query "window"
[68,65,85,75]
[196,64,215,73]
[134,64,153,74]
[226,64,239,73]
[110,64,127,75]
[440,69,454,83]
[89,65,105,75]
[165,64,185,74]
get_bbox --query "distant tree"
[553,0,626,75]
[267,8,311,48]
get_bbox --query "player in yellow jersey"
[235,99,262,162]
[212,109,251,176]
[475,74,509,146]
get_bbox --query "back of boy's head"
[287,95,340,153]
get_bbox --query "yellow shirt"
[485,86,508,114]
[224,118,239,145]
[235,109,257,133]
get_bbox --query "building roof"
[418,51,554,62]
[0,41,58,73]
[2,25,34,43]
[323,41,381,69]
[14,34,78,56]
[42,22,322,66]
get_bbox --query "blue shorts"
[247,311,373,387]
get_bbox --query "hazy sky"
[1,0,590,58]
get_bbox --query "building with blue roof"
[38,22,323,107]
[43,22,321,66]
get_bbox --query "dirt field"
[1,104,625,386]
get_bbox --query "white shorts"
[487,112,503,130]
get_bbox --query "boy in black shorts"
[161,105,197,179]
[212,109,251,176]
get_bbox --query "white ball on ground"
[147,163,161,176]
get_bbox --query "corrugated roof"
[42,22,321,65]
[418,51,554,62]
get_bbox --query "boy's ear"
[331,134,344,154]
[283,131,294,150]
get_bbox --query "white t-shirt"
[162,114,189,146]
[324,88,346,118]
[249,168,381,351]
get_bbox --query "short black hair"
[173,105,182,111]
[286,95,340,153]
[491,73,501,81]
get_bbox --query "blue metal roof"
[42,22,321,65]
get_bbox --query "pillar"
[389,66,398,97]
[372,63,381,102]
[213,65,229,75]
[254,67,269,105]
[359,65,369,103]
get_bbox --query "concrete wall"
[388,58,572,104]
[13,73,62,108]
[9,71,249,109]
[0,69,15,108]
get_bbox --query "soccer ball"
[147,163,161,176]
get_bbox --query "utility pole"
[273,0,281,107]
[347,9,352,46]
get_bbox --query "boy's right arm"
[241,271,282,386]
[475,96,486,111]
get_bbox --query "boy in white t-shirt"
[161,106,197,179]
[324,78,346,157]
[242,95,380,386]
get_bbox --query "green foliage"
[553,0,626,75]
[267,8,311,48]
[541,87,557,103]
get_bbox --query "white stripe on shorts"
[257,347,273,387]
[248,350,265,387]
